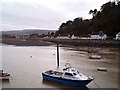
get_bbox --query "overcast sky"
[0,0,111,31]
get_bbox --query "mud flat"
[42,38,120,48]
[1,45,119,88]
[1,38,120,48]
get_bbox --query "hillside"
[1,29,57,36]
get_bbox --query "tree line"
[56,1,120,38]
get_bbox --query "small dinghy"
[42,62,94,87]
[0,69,10,80]
[89,54,101,59]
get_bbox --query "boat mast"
[57,43,59,67]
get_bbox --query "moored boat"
[42,62,94,87]
[0,69,10,80]
[89,54,101,59]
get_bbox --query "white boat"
[0,69,10,80]
[42,62,94,87]
[89,54,101,59]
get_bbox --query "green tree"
[57,1,120,38]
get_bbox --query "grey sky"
[1,0,111,31]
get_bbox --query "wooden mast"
[57,43,59,67]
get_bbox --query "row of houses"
[14,31,120,40]
[90,34,107,40]
[56,32,120,40]
[56,34,107,40]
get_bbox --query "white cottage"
[90,34,107,40]
[71,34,80,39]
[116,32,120,40]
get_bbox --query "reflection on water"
[1,45,118,88]
[2,80,10,83]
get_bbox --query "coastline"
[1,38,120,48]
[0,38,55,46]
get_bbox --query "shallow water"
[1,45,118,88]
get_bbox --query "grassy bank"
[42,38,120,48]
[1,38,55,46]
[1,38,120,48]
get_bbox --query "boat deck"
[45,70,63,77]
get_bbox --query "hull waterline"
[42,73,93,87]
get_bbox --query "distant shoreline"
[0,38,55,46]
[1,38,120,48]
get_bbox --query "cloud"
[1,2,66,31]
[59,1,92,19]
[55,0,111,19]
[1,0,111,31]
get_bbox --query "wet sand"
[1,45,119,89]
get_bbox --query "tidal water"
[0,45,118,88]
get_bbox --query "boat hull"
[42,73,93,87]
[0,76,10,80]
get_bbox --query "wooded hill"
[56,1,120,38]
[1,29,56,36]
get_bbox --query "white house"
[56,36,69,39]
[71,34,78,39]
[90,34,107,40]
[116,32,120,40]
[56,34,70,39]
